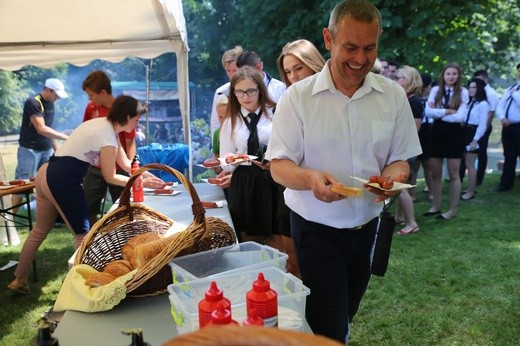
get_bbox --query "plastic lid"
[205,281,224,302]
[252,273,270,292]
[210,302,232,325]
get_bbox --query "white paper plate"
[143,182,177,193]
[218,155,257,166]
[149,190,182,196]
[350,176,415,192]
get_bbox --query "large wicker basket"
[74,163,236,296]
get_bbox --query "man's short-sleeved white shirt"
[266,62,422,228]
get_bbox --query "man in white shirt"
[209,46,243,136]
[492,63,520,192]
[265,0,421,343]
[236,51,286,103]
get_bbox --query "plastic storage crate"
[168,266,310,335]
[169,241,288,283]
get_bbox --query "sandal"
[394,218,405,226]
[396,225,420,235]
[7,283,30,295]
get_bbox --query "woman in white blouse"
[424,62,469,220]
[461,78,489,200]
[219,66,282,249]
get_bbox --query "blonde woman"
[276,39,325,277]
[394,66,423,234]
[277,39,325,86]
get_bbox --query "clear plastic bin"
[167,266,310,335]
[169,241,288,283]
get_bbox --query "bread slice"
[330,183,363,197]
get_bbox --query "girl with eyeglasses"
[218,66,282,249]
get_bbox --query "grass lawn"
[1,141,520,345]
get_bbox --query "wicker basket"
[74,163,236,296]
[163,325,344,346]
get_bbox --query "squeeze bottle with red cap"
[131,155,144,202]
[198,281,231,328]
[243,308,264,326]
[206,301,239,326]
[246,272,278,327]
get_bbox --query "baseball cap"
[45,78,69,98]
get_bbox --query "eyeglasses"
[234,88,258,98]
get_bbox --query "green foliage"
[0,71,28,135]
[184,0,520,92]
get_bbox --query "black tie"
[465,101,475,125]
[246,110,262,155]
[444,88,451,108]
[505,83,520,119]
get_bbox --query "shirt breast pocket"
[371,120,394,158]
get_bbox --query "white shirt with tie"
[496,82,520,122]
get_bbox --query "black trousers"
[477,125,492,185]
[500,123,520,189]
[290,211,378,343]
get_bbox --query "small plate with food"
[201,178,223,186]
[350,176,415,192]
[0,179,32,189]
[143,184,181,196]
[199,157,221,169]
[151,189,181,196]
[201,201,224,209]
[218,154,257,166]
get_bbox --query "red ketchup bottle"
[131,155,144,202]
[243,308,264,326]
[246,272,278,327]
[206,301,239,327]
[198,281,231,328]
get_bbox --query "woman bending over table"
[8,95,164,294]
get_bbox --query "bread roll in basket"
[74,163,236,296]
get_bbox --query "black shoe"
[436,214,455,220]
[462,190,476,195]
[423,210,441,217]
[489,186,511,193]
[460,194,475,201]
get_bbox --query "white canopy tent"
[0,0,192,178]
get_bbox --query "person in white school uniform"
[473,69,500,185]
[236,50,286,103]
[491,63,520,192]
[424,62,469,220]
[209,46,243,137]
[219,66,283,251]
[460,78,490,200]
